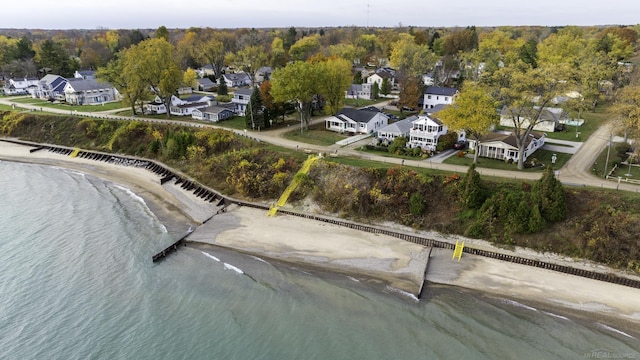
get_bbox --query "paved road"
[2,97,638,192]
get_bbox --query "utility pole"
[604,133,612,178]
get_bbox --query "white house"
[346,83,373,100]
[376,116,416,144]
[408,114,448,151]
[2,77,39,95]
[63,79,118,105]
[192,106,235,122]
[366,68,396,90]
[423,86,458,110]
[232,88,253,116]
[325,107,389,134]
[221,72,252,88]
[499,106,568,133]
[33,74,68,100]
[169,95,215,116]
[469,132,546,163]
[196,64,215,78]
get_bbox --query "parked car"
[453,140,467,150]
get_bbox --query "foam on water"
[502,299,539,312]
[201,251,220,262]
[385,286,419,302]
[597,323,637,339]
[113,184,146,205]
[223,263,244,274]
[543,311,570,321]
[250,256,270,265]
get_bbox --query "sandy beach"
[1,139,639,329]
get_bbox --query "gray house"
[192,106,235,122]
[63,78,118,105]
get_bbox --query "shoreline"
[1,139,639,331]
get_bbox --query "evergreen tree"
[218,78,228,95]
[408,192,426,215]
[372,82,379,99]
[528,204,545,233]
[460,163,485,209]
[533,166,567,222]
[380,77,391,95]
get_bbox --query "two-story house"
[423,86,458,110]
[232,88,253,116]
[33,74,68,100]
[376,116,416,144]
[221,72,252,88]
[408,114,448,151]
[2,77,39,95]
[346,83,373,100]
[63,79,118,105]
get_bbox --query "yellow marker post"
[70,148,80,158]
[452,240,465,261]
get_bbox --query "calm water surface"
[0,160,638,359]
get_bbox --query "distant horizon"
[3,0,640,31]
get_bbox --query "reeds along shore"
[1,139,640,330]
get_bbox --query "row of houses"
[144,88,252,120]
[2,70,119,105]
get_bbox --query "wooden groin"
[152,233,190,262]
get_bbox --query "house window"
[445,97,449,101]
[427,95,432,99]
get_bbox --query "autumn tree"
[483,62,565,170]
[397,74,424,111]
[611,85,640,143]
[437,82,498,163]
[245,86,264,130]
[197,30,229,79]
[319,57,353,115]
[226,45,268,86]
[270,37,287,69]
[289,34,321,61]
[389,33,437,77]
[122,38,183,118]
[156,26,170,42]
[270,61,321,132]
[96,50,151,115]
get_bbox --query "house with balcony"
[325,107,389,134]
[407,114,448,151]
[232,88,253,116]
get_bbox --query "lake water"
[0,160,638,359]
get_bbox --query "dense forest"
[2,25,640,273]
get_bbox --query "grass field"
[443,148,571,171]
[7,97,126,112]
[282,124,349,146]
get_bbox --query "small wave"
[224,263,244,274]
[385,286,419,302]
[542,311,570,321]
[346,276,360,283]
[503,299,538,312]
[250,256,270,265]
[113,184,146,205]
[201,251,220,262]
[597,323,637,339]
[160,224,168,233]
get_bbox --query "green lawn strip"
[7,97,41,104]
[282,125,348,146]
[443,148,570,171]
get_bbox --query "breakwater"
[4,138,639,289]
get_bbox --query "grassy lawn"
[545,107,608,141]
[282,124,349,146]
[7,97,40,104]
[344,98,382,107]
[592,145,632,178]
[8,98,126,112]
[443,148,571,171]
[0,104,16,111]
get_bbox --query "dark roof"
[360,106,381,113]
[425,86,458,96]
[198,106,234,114]
[174,101,208,109]
[198,78,215,86]
[426,104,448,115]
[337,107,383,123]
[234,88,253,96]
